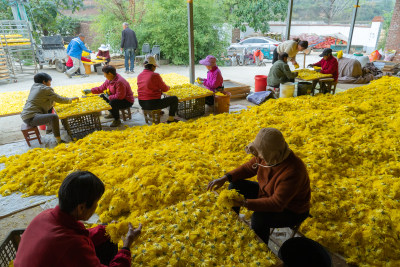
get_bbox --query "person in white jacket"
[273,38,308,67]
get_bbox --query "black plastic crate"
[177,97,206,119]
[61,112,102,140]
[0,229,24,266]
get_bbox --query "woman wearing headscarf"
[272,38,309,67]
[207,128,311,244]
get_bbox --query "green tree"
[0,0,82,37]
[92,0,229,65]
[223,0,288,33]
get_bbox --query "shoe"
[64,72,72,78]
[166,119,180,124]
[104,113,114,119]
[110,119,121,127]
[125,70,129,74]
[130,70,134,74]
[81,74,89,78]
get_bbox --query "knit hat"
[199,55,217,66]
[245,128,291,165]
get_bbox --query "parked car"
[227,37,281,60]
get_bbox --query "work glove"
[83,89,92,95]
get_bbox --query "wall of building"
[386,0,400,61]
[240,19,383,54]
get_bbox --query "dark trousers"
[139,96,179,117]
[124,48,135,71]
[229,180,309,244]
[101,96,133,120]
[205,95,214,106]
[272,48,279,64]
[23,108,61,137]
[95,240,118,265]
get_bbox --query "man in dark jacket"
[121,22,138,74]
[267,52,298,88]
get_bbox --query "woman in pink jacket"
[197,55,224,106]
[84,65,134,127]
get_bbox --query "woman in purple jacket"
[197,55,224,106]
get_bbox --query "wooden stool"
[143,109,162,124]
[21,124,42,146]
[318,78,337,94]
[120,108,132,121]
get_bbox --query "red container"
[39,125,46,130]
[255,75,267,92]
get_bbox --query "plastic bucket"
[214,92,231,114]
[297,82,313,96]
[279,82,295,98]
[254,75,267,92]
[39,125,46,130]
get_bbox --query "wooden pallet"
[109,59,125,69]
[223,79,251,99]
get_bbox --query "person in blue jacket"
[65,33,92,78]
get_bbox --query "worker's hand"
[232,199,246,208]
[292,61,298,66]
[307,64,313,68]
[207,176,228,191]
[71,97,79,101]
[122,223,142,248]
[83,89,92,95]
[120,48,123,52]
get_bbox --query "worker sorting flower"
[21,73,79,144]
[273,38,308,68]
[207,128,311,244]
[137,56,180,123]
[66,56,92,76]
[97,44,111,65]
[83,65,134,127]
[267,52,298,88]
[308,48,338,82]
[14,171,142,267]
[197,55,224,106]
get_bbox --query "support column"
[187,0,195,84]
[285,0,294,40]
[346,0,360,54]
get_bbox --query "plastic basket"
[0,229,25,266]
[177,97,206,119]
[61,112,102,140]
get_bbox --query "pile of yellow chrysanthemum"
[1,76,400,266]
[164,83,213,101]
[294,69,331,80]
[0,73,191,116]
[106,192,277,266]
[54,96,111,119]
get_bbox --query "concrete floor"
[0,54,362,265]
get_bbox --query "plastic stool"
[120,108,132,121]
[143,109,162,124]
[21,124,42,146]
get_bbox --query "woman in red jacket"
[207,128,311,244]
[137,56,179,123]
[14,171,142,267]
[84,65,135,127]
